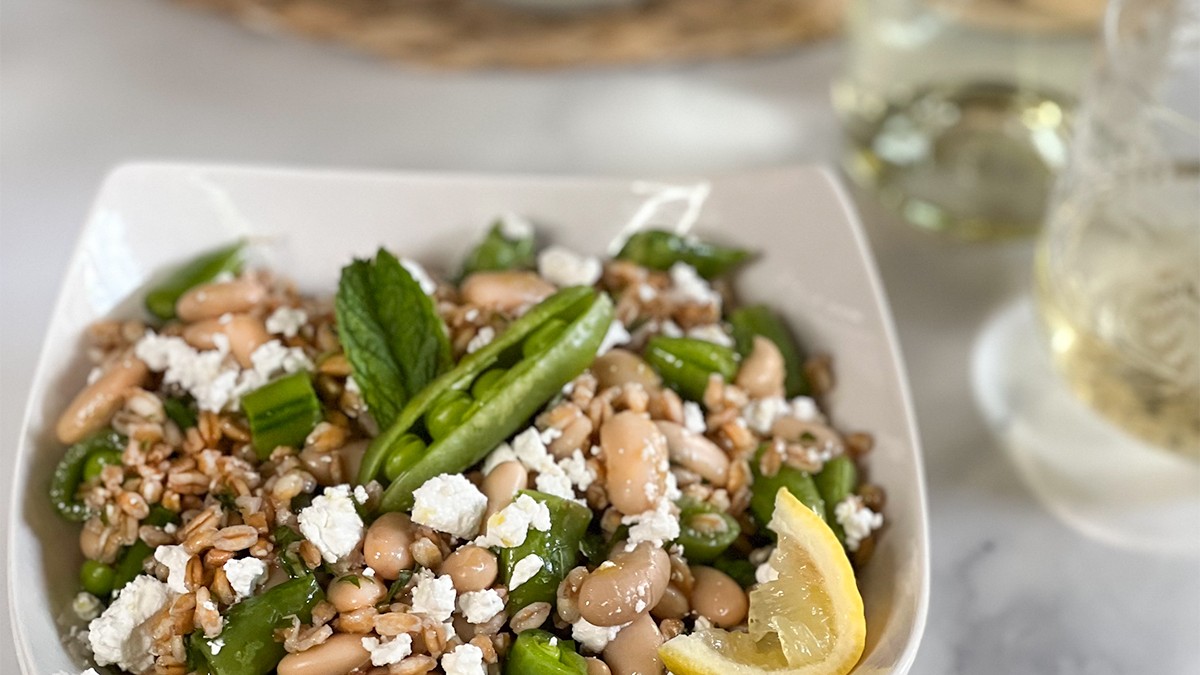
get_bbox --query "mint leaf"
[335,249,452,429]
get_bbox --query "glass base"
[972,297,1200,555]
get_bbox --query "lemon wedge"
[659,488,867,675]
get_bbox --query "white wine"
[1035,171,1200,456]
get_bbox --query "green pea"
[674,497,740,563]
[384,434,429,482]
[82,449,123,482]
[80,559,116,597]
[424,391,476,442]
[471,368,508,400]
[522,319,567,359]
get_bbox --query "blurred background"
[1,0,1197,672]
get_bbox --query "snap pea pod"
[371,289,614,513]
[144,240,245,321]
[163,396,198,430]
[500,490,592,613]
[460,220,536,279]
[643,336,740,403]
[50,429,126,522]
[712,556,758,589]
[504,629,588,675]
[674,497,740,563]
[192,574,323,675]
[749,443,825,529]
[814,455,858,545]
[358,286,594,486]
[616,230,750,279]
[729,304,811,398]
[241,371,323,458]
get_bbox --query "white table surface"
[2,0,1198,673]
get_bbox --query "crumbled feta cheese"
[353,485,370,504]
[636,283,657,302]
[412,570,458,622]
[538,245,602,287]
[475,493,551,549]
[687,324,734,347]
[345,375,361,394]
[135,333,238,412]
[571,618,626,653]
[755,561,780,584]
[153,545,191,594]
[622,499,681,550]
[363,566,376,578]
[669,262,721,309]
[597,319,631,355]
[741,397,791,435]
[558,450,595,491]
[223,557,268,601]
[72,592,102,622]
[535,471,576,501]
[297,485,364,563]
[88,575,170,672]
[248,340,312,380]
[482,443,519,475]
[265,306,308,338]
[682,401,706,435]
[401,258,438,295]
[412,474,488,539]
[694,616,713,630]
[540,426,563,445]
[442,643,486,675]
[362,634,413,666]
[457,589,505,624]
[835,496,884,552]
[660,319,684,338]
[508,554,544,591]
[466,326,495,354]
[790,396,821,422]
[511,427,557,474]
[498,212,534,240]
[208,638,225,655]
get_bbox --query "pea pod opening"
[644,336,739,403]
[50,429,126,522]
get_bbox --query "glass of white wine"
[975,0,1199,553]
[834,0,1108,239]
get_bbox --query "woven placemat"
[175,0,845,68]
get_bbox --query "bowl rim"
[7,161,930,674]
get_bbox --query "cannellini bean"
[182,314,271,368]
[176,278,267,322]
[650,582,690,620]
[276,633,371,675]
[688,566,747,628]
[654,421,729,487]
[585,657,613,675]
[578,542,671,627]
[482,460,528,519]
[600,412,668,516]
[334,440,369,486]
[461,271,555,313]
[327,573,387,613]
[735,336,786,399]
[56,350,149,444]
[363,512,415,580]
[592,349,661,391]
[439,545,499,593]
[602,613,664,675]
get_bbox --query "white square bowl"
[8,163,928,674]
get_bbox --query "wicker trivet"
[174,0,845,69]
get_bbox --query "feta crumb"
[835,495,884,552]
[498,212,534,240]
[558,450,595,491]
[509,554,544,591]
[362,634,413,666]
[669,262,721,309]
[790,396,821,421]
[511,427,557,474]
[755,561,780,584]
[660,319,685,338]
[687,324,734,348]
[457,589,505,624]
[636,283,657,302]
[694,616,713,630]
[208,638,225,655]
[597,319,631,355]
[223,557,268,601]
[344,375,361,394]
[622,499,681,550]
[411,570,458,622]
[72,592,102,622]
[482,443,519,475]
[265,306,308,338]
[535,470,575,500]
[475,493,551,548]
[353,485,370,504]
[88,575,170,672]
[248,339,313,380]
[401,258,438,295]
[297,485,364,563]
[412,474,488,539]
[538,245,602,287]
[135,333,238,412]
[572,617,626,653]
[363,566,376,578]
[442,643,486,675]
[741,397,791,435]
[466,326,495,354]
[682,401,706,435]
[153,545,191,594]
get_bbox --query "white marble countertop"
[2,0,1197,672]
